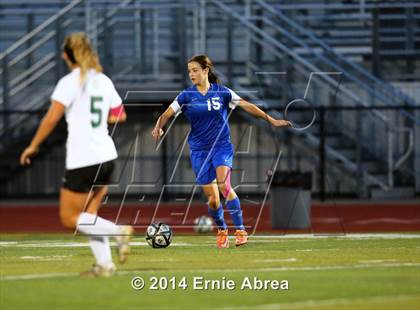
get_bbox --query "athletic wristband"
[110,104,125,117]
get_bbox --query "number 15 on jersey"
[207,97,221,111]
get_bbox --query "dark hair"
[188,55,220,84]
[63,44,76,64]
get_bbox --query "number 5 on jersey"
[91,96,103,128]
[207,97,221,111]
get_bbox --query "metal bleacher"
[207,0,420,197]
[0,0,419,198]
[274,0,420,81]
[0,1,64,52]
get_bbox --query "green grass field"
[1,233,419,309]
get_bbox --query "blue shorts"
[190,144,233,185]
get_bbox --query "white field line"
[249,233,420,239]
[256,258,297,263]
[2,262,420,281]
[1,273,78,280]
[0,241,194,248]
[2,232,419,248]
[0,242,17,245]
[359,259,397,264]
[217,294,419,310]
[20,255,73,261]
[295,249,339,252]
[20,256,178,262]
[203,240,303,244]
[1,233,418,247]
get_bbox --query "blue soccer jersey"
[169,83,241,151]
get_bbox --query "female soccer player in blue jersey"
[152,55,291,248]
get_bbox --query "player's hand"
[270,119,293,127]
[20,145,39,166]
[152,127,164,139]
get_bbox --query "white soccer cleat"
[81,263,116,278]
[115,226,134,264]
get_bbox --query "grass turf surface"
[0,233,419,309]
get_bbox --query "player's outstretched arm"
[152,106,175,139]
[237,99,292,127]
[20,100,65,166]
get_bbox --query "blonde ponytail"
[63,32,102,84]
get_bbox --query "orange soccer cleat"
[234,230,248,247]
[216,229,229,248]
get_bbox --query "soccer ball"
[193,215,214,233]
[146,222,173,248]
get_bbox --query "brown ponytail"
[188,55,220,84]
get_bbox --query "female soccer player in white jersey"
[20,32,132,277]
[152,55,291,248]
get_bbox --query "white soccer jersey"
[51,68,122,170]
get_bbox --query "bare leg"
[59,188,90,229]
[202,180,229,248]
[201,180,220,210]
[85,186,108,215]
[215,166,237,201]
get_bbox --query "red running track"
[0,203,419,233]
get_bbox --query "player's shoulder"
[97,70,111,80]
[178,85,196,101]
[214,83,230,92]
[213,83,233,95]
[89,71,118,94]
[213,84,233,99]
[93,71,113,85]
[182,85,196,94]
[57,69,79,86]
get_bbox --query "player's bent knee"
[208,196,220,210]
[59,212,77,229]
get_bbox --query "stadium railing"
[0,0,419,198]
[208,0,419,196]
[0,106,418,199]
